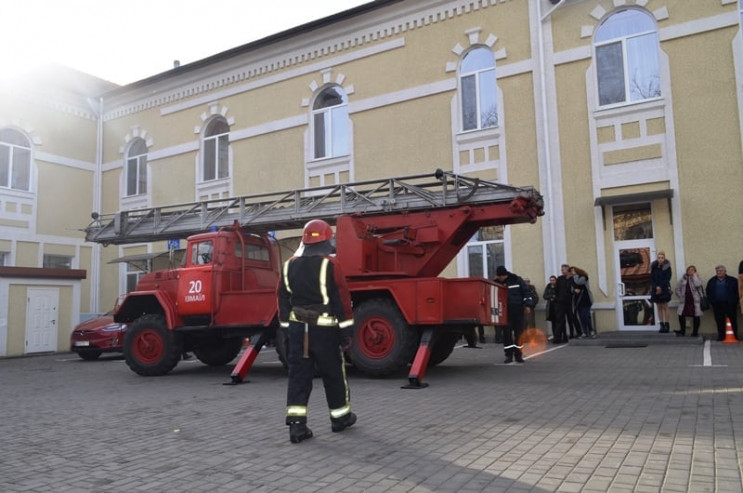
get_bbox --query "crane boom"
[84,169,543,245]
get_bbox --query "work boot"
[331,412,357,433]
[289,422,313,444]
[514,354,524,363]
[503,356,513,364]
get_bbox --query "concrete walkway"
[0,337,741,492]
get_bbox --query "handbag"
[699,286,710,311]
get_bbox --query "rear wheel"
[78,350,102,361]
[193,337,243,366]
[428,332,460,367]
[124,314,182,376]
[348,299,418,377]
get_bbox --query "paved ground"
[1,337,742,493]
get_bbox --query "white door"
[615,240,656,331]
[26,287,59,353]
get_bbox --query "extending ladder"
[85,169,543,245]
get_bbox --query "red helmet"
[302,219,333,244]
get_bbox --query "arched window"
[125,138,147,196]
[0,128,31,191]
[203,117,229,181]
[312,86,349,159]
[460,47,498,132]
[595,9,661,107]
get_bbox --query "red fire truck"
[85,169,543,387]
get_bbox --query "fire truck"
[85,169,543,387]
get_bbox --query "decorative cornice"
[103,0,511,121]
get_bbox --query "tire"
[124,314,182,376]
[428,332,460,367]
[78,350,102,361]
[347,299,418,377]
[193,337,243,366]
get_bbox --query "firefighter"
[494,265,533,364]
[277,219,357,443]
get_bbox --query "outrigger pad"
[401,378,429,390]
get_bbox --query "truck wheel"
[124,314,182,376]
[78,350,102,361]
[193,337,243,366]
[428,332,460,367]
[348,299,417,377]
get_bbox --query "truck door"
[178,240,214,316]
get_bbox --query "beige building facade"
[1,0,742,356]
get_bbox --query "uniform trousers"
[712,302,738,340]
[286,321,350,424]
[503,304,525,358]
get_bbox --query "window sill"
[594,97,665,117]
[456,126,501,145]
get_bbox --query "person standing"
[523,277,539,330]
[543,276,561,343]
[738,261,743,319]
[495,266,533,364]
[277,219,357,444]
[570,266,595,338]
[705,265,739,341]
[555,264,579,339]
[650,251,672,333]
[673,265,703,337]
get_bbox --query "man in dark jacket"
[555,264,578,340]
[495,265,533,364]
[706,264,740,340]
[277,219,357,443]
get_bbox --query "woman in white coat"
[674,265,704,337]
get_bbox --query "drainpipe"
[91,97,103,313]
[536,0,558,277]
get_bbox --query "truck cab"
[115,226,283,376]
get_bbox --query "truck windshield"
[191,241,213,265]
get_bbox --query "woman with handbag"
[674,265,704,337]
[650,251,673,332]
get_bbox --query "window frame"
[594,8,662,109]
[202,118,230,182]
[125,138,148,197]
[311,85,350,160]
[0,128,32,191]
[459,46,498,133]
[43,254,72,269]
[464,226,506,280]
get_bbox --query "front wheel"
[124,314,182,376]
[78,350,102,361]
[347,299,418,377]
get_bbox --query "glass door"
[612,202,656,331]
[615,241,656,330]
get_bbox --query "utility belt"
[290,305,338,327]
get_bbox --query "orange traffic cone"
[722,318,738,344]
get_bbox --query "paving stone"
[1,342,742,492]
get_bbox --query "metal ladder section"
[84,169,543,245]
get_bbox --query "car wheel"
[78,350,102,361]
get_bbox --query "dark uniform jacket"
[278,255,354,329]
[500,272,534,308]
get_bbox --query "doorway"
[26,287,59,353]
[615,241,656,330]
[612,203,657,331]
